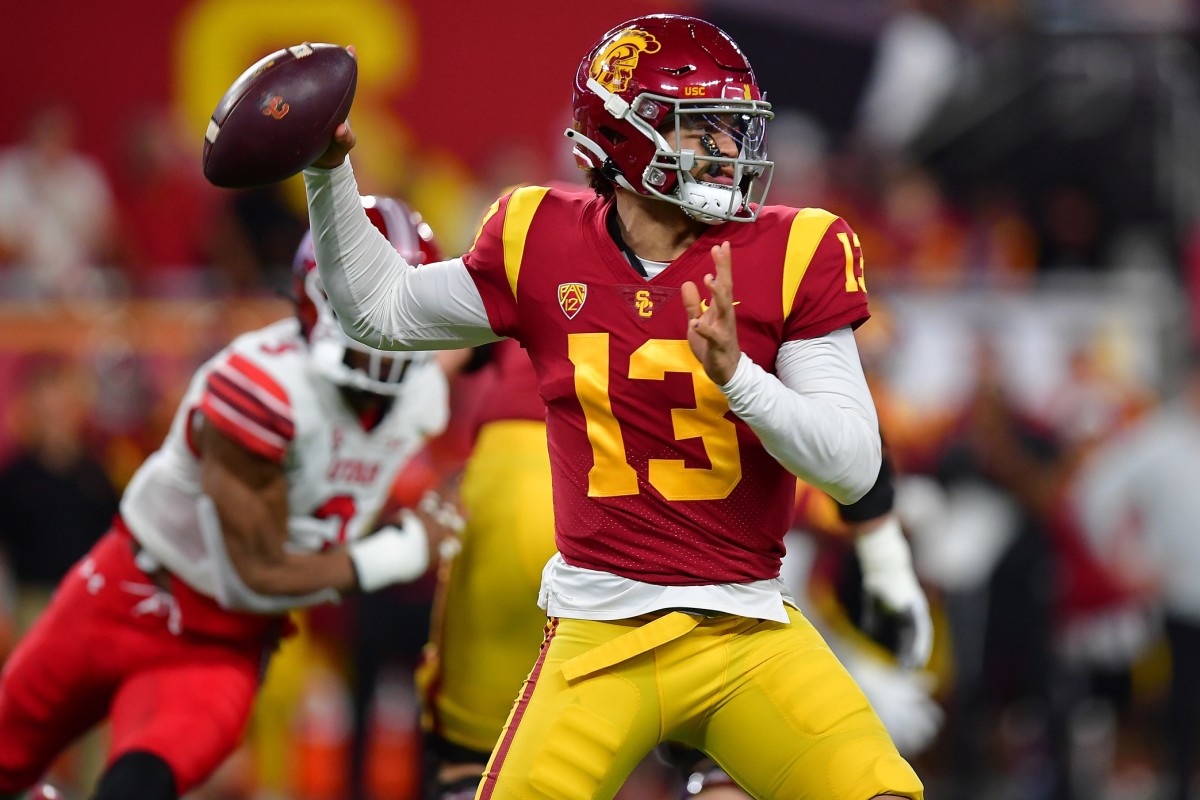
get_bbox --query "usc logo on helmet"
[590,30,661,93]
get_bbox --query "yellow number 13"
[838,231,867,293]
[568,333,742,501]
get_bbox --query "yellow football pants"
[418,420,557,754]
[478,607,924,800]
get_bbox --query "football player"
[418,347,937,799]
[304,14,929,799]
[0,196,460,800]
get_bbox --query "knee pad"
[92,751,177,800]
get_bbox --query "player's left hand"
[854,517,934,669]
[415,489,465,560]
[682,241,741,385]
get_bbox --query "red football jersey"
[463,187,869,584]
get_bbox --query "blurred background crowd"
[1,0,1199,798]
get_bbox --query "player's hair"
[587,167,615,199]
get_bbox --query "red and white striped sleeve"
[200,352,295,462]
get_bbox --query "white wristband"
[347,510,430,592]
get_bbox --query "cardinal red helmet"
[567,14,774,223]
[292,195,441,395]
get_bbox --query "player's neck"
[612,189,707,262]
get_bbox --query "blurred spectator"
[113,109,222,296]
[1037,338,1154,450]
[1037,183,1109,273]
[0,358,118,633]
[1070,348,1200,800]
[752,109,835,210]
[0,102,116,298]
[855,0,963,155]
[856,163,970,288]
[912,335,1067,800]
[961,186,1040,287]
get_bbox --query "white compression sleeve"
[720,327,881,504]
[303,160,500,350]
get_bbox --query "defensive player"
[0,196,460,800]
[305,14,930,799]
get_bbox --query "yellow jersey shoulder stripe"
[501,186,551,301]
[470,199,501,251]
[782,208,838,319]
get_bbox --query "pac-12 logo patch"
[558,283,587,319]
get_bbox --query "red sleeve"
[783,215,871,341]
[461,192,521,339]
[200,353,294,462]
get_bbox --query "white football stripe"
[204,394,289,452]
[214,362,294,422]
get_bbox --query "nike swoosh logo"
[699,299,741,313]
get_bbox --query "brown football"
[202,43,356,189]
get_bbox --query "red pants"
[0,523,286,794]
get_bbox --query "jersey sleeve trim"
[200,394,289,462]
[226,354,290,407]
[782,209,838,319]
[501,186,551,300]
[470,199,501,251]
[786,306,870,341]
[199,354,295,463]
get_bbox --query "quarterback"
[306,14,929,800]
[0,197,458,800]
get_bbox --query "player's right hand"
[311,120,357,169]
[311,46,358,169]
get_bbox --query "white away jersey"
[120,318,449,601]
